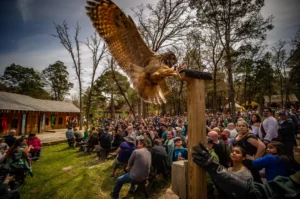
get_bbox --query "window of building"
[45,118,49,126]
[58,117,63,125]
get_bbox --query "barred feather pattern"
[86,0,175,104]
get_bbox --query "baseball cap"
[174,137,182,142]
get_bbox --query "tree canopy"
[42,61,73,101]
[1,64,50,99]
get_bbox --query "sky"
[0,0,299,96]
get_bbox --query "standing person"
[173,137,188,161]
[66,127,75,148]
[161,125,168,142]
[227,123,238,139]
[229,146,253,181]
[249,114,261,136]
[111,140,151,199]
[207,131,230,168]
[27,133,42,160]
[259,107,278,144]
[233,120,266,183]
[164,131,175,167]
[278,111,296,157]
[72,117,78,128]
[4,129,17,147]
[206,137,219,199]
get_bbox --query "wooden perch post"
[180,69,212,199]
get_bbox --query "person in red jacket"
[27,133,42,160]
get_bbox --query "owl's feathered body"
[85,0,179,104]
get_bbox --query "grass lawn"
[20,144,171,199]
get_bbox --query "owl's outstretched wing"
[86,0,169,104]
[85,0,155,70]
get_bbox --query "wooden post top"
[179,69,212,81]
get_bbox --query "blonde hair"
[236,121,249,132]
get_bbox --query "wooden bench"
[97,147,117,159]
[130,179,149,199]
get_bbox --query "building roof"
[0,91,80,113]
[264,94,299,103]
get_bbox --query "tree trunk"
[110,59,136,121]
[138,97,141,121]
[213,65,217,113]
[111,91,115,120]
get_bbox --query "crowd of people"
[0,130,42,199]
[1,106,300,198]
[64,106,300,198]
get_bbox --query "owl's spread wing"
[86,0,170,104]
[85,0,155,71]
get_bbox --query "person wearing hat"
[278,111,296,157]
[111,139,151,199]
[192,143,300,199]
[110,136,136,178]
[173,137,188,162]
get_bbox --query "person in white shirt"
[228,123,238,139]
[258,107,278,144]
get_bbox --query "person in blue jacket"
[248,141,300,181]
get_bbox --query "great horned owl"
[86,0,180,104]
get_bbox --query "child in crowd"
[173,137,188,161]
[27,133,42,160]
[250,141,300,181]
[228,146,252,181]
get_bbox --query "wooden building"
[0,91,80,135]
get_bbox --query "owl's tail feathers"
[140,84,167,105]
[127,64,166,105]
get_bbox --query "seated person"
[4,129,17,147]
[173,137,188,161]
[5,137,33,183]
[27,133,42,160]
[112,128,125,148]
[74,128,84,143]
[99,128,112,150]
[86,128,99,153]
[0,175,20,199]
[229,146,252,181]
[111,140,151,199]
[111,136,136,178]
[151,140,168,178]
